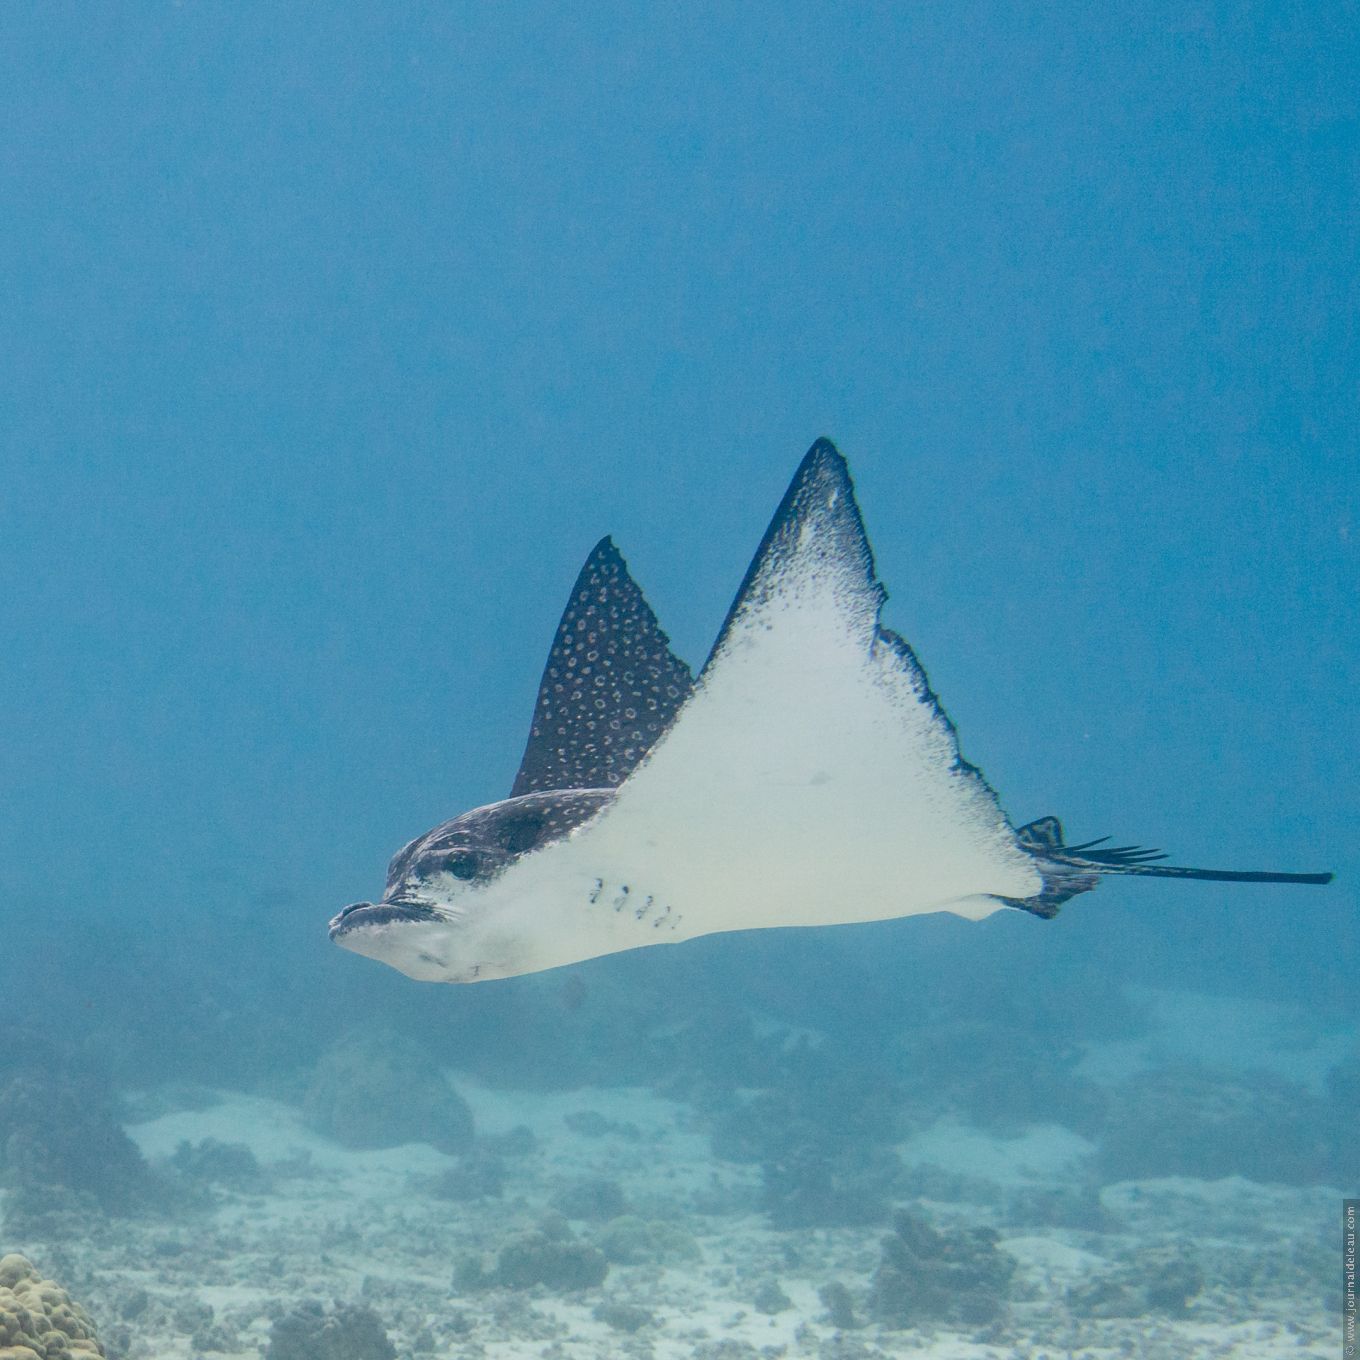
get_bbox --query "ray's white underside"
[394,477,1041,982]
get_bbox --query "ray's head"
[328,788,613,982]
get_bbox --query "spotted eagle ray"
[330,440,1331,982]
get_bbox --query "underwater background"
[0,4,1355,1358]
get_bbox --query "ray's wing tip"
[579,534,635,579]
[801,436,848,477]
[786,437,858,516]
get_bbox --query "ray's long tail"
[1051,833,1333,886]
[1008,815,1333,917]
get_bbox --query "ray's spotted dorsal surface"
[329,440,1332,984]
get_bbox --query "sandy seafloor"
[0,988,1345,1360]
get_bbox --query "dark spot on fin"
[512,537,694,796]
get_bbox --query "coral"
[702,1036,915,1233]
[817,1281,861,1330]
[301,1027,473,1154]
[691,1341,761,1360]
[189,1321,237,1353]
[590,1301,653,1332]
[0,1253,104,1359]
[1067,1246,1203,1319]
[265,1301,396,1360]
[1,1184,103,1242]
[593,1215,701,1265]
[550,1176,627,1221]
[752,1279,792,1314]
[1005,1181,1112,1231]
[896,1161,1002,1207]
[415,961,691,1091]
[866,1207,1015,1327]
[493,1216,608,1291]
[814,1339,890,1360]
[897,1021,1106,1135]
[0,1071,154,1214]
[453,1215,610,1292]
[664,1003,796,1096]
[427,1149,505,1201]
[451,1254,489,1294]
[168,1137,267,1191]
[708,1043,906,1164]
[760,1145,899,1229]
[1097,1065,1337,1186]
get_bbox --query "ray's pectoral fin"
[511,537,694,797]
[569,439,1044,938]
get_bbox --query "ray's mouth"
[328,897,439,938]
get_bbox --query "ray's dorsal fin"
[511,537,694,797]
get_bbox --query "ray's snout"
[328,902,373,937]
[329,898,441,940]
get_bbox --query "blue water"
[0,4,1354,1354]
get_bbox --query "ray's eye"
[447,851,479,880]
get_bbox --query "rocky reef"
[759,1145,900,1229]
[426,1148,505,1202]
[265,1300,396,1360]
[0,1063,155,1226]
[897,1020,1107,1135]
[1096,1065,1338,1186]
[457,1215,608,1292]
[1067,1245,1204,1318]
[168,1137,267,1193]
[1005,1180,1112,1231]
[707,1039,907,1165]
[592,1214,701,1266]
[0,1253,105,1359]
[866,1207,1016,1328]
[301,1028,473,1153]
[706,1037,909,1229]
[550,1176,627,1222]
